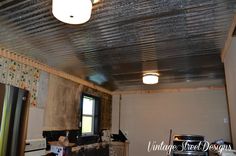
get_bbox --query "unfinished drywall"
[224,37,236,146]
[112,95,120,134]
[117,89,230,156]
[42,73,112,131]
[43,74,81,130]
[26,71,112,140]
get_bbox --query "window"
[80,94,100,136]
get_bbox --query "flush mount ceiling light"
[92,0,100,4]
[142,73,159,84]
[52,0,93,24]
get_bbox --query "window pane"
[82,116,93,134]
[83,97,94,115]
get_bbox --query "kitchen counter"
[47,141,129,156]
[71,142,110,152]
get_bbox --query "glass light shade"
[52,0,92,24]
[143,73,159,84]
[92,0,100,4]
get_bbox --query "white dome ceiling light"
[142,73,159,85]
[52,0,93,25]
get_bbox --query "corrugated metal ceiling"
[0,0,235,90]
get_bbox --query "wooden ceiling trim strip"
[221,14,236,62]
[0,48,112,95]
[113,86,225,95]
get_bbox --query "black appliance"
[111,130,127,142]
[173,135,208,156]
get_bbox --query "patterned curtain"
[0,57,40,106]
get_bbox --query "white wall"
[114,89,231,156]
[26,72,48,139]
[112,95,120,134]
[26,107,45,139]
[224,37,236,146]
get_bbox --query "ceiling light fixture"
[52,0,93,25]
[143,73,159,84]
[92,0,100,4]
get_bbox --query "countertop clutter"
[44,129,129,156]
[46,141,129,156]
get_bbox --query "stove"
[24,138,46,156]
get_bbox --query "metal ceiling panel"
[0,0,235,90]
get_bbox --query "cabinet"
[109,142,129,156]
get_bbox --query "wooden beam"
[113,86,225,95]
[221,14,236,62]
[0,48,112,95]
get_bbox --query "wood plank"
[221,14,236,62]
[113,86,225,95]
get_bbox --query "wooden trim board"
[221,14,236,62]
[113,86,225,95]
[0,48,112,95]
